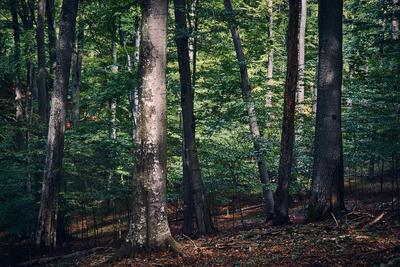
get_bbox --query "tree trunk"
[393,0,399,40]
[71,20,84,128]
[307,0,345,221]
[266,0,273,108]
[274,0,300,225]
[174,0,214,236]
[128,15,141,143]
[36,0,79,252]
[296,0,306,107]
[46,0,57,92]
[121,0,181,253]
[224,0,274,219]
[9,0,25,151]
[36,0,49,124]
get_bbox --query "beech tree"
[35,0,79,252]
[296,0,307,106]
[307,0,346,221]
[274,0,300,225]
[121,0,181,253]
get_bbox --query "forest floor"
[2,191,400,266]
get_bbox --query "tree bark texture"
[274,0,300,225]
[123,0,179,252]
[296,0,307,106]
[266,0,273,108]
[307,0,345,221]
[36,0,79,252]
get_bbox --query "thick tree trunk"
[296,0,306,107]
[36,0,79,252]
[122,0,181,253]
[274,0,300,225]
[9,0,25,151]
[46,0,57,92]
[71,20,84,128]
[266,0,273,108]
[174,0,214,236]
[224,0,275,219]
[307,0,345,221]
[36,0,48,124]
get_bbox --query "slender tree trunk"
[274,0,300,225]
[369,156,375,179]
[71,20,84,128]
[121,0,181,254]
[296,0,306,107]
[174,0,214,235]
[307,0,345,221]
[36,0,79,252]
[188,0,199,87]
[393,0,399,40]
[110,38,118,140]
[128,15,141,143]
[266,0,273,108]
[46,0,57,92]
[36,0,48,124]
[9,0,25,151]
[224,0,275,219]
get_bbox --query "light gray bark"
[122,0,180,253]
[266,0,273,108]
[296,0,306,107]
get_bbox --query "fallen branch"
[366,212,386,227]
[18,247,109,266]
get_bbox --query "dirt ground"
[2,193,400,266]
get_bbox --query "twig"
[331,212,339,227]
[182,234,199,250]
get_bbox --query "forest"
[0,0,399,266]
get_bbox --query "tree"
[36,0,48,124]
[266,0,273,108]
[296,0,307,106]
[174,0,214,236]
[307,0,345,221]
[224,0,275,219]
[274,0,300,225]
[71,19,84,127]
[120,0,181,254]
[35,0,79,252]
[46,0,57,91]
